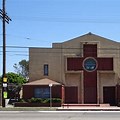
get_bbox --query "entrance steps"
[62,104,110,108]
[57,104,120,111]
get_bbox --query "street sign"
[3,91,7,99]
[3,77,7,82]
[3,83,7,87]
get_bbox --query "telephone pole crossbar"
[0,0,11,107]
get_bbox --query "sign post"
[0,0,11,107]
[49,83,53,108]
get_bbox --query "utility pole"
[0,0,11,107]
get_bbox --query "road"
[0,111,120,120]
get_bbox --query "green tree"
[7,72,27,84]
[13,59,29,78]
[0,72,27,85]
[0,72,27,100]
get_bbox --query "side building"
[23,33,120,106]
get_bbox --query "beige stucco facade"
[29,33,120,104]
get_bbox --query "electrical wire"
[9,16,120,23]
[0,46,120,58]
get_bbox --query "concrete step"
[62,104,107,107]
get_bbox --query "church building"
[23,33,120,106]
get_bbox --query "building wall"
[65,73,82,103]
[29,33,120,104]
[29,48,63,83]
[99,72,116,103]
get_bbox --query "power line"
[0,45,120,50]
[0,46,29,48]
[0,51,28,53]
[0,48,120,55]
[10,16,120,23]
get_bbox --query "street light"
[49,83,52,108]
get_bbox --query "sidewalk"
[1,103,120,111]
[57,106,120,111]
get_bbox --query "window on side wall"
[44,64,49,76]
[34,88,50,98]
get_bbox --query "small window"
[34,88,50,98]
[44,64,49,76]
[83,57,97,72]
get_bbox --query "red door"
[103,86,116,106]
[65,86,78,103]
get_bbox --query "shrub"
[19,99,26,103]
[52,98,61,103]
[28,98,42,103]
[19,98,62,103]
[42,98,50,103]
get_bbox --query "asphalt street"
[0,111,120,120]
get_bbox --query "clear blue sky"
[0,0,120,75]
